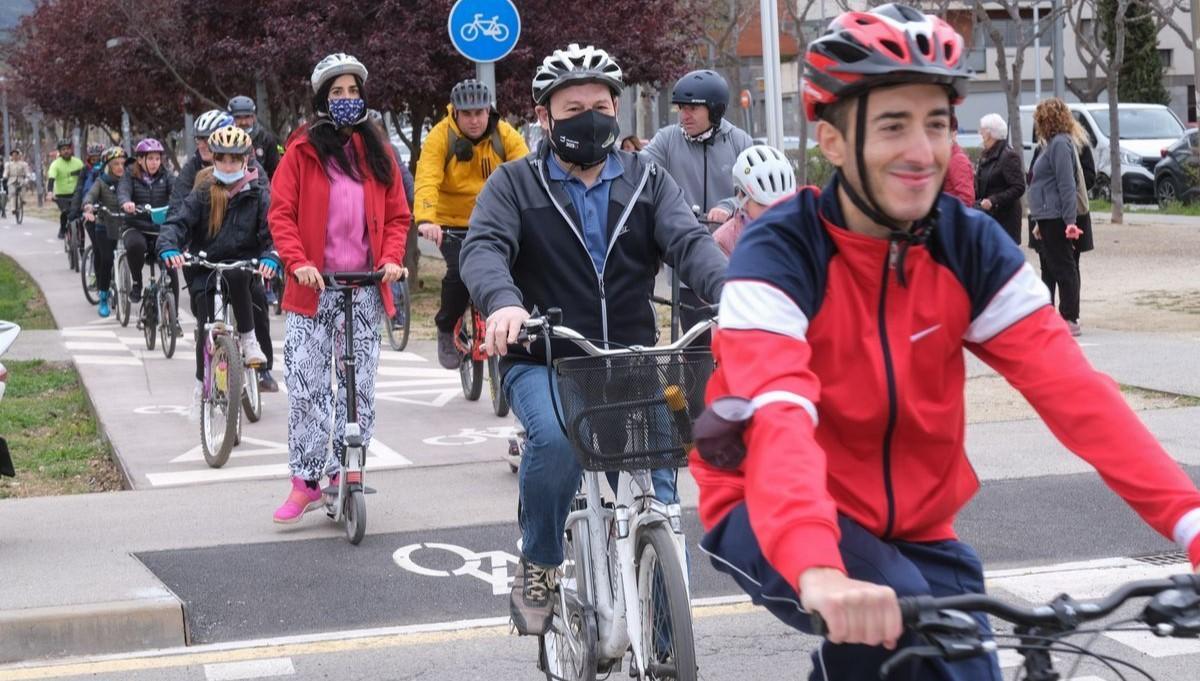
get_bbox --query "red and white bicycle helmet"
[802,3,969,122]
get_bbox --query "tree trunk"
[255,76,273,135]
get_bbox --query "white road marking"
[72,355,142,366]
[375,387,462,407]
[60,329,119,338]
[376,366,459,378]
[63,341,130,352]
[378,351,427,362]
[203,657,294,680]
[150,437,410,486]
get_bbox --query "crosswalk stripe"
[64,341,130,352]
[203,657,294,680]
[73,355,142,366]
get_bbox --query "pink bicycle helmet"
[135,138,164,155]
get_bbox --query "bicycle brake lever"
[878,646,942,679]
[1142,587,1200,637]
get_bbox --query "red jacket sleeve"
[944,148,976,206]
[970,306,1200,567]
[267,146,314,275]
[696,288,843,589]
[378,156,410,267]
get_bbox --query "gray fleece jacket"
[1028,133,1079,225]
[642,119,754,216]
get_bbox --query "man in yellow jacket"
[415,79,529,369]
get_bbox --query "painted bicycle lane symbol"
[393,542,519,596]
[422,425,516,446]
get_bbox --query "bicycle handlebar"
[183,253,260,272]
[322,271,386,287]
[521,309,715,357]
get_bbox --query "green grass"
[0,360,123,497]
[1089,198,1200,217]
[0,253,56,329]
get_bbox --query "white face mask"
[213,167,246,184]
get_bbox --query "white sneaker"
[240,334,267,367]
[189,382,202,423]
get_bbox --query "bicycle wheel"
[242,366,262,423]
[459,309,484,401]
[81,246,99,305]
[142,295,157,351]
[200,334,243,468]
[14,195,22,224]
[159,291,177,359]
[116,256,132,327]
[272,274,284,315]
[344,488,366,545]
[635,525,697,681]
[384,281,410,351]
[65,223,77,270]
[488,354,509,417]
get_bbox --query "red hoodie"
[942,142,975,206]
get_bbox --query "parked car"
[1018,103,1185,204]
[0,320,20,479]
[1153,129,1200,206]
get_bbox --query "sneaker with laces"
[273,476,324,524]
[437,330,461,370]
[129,283,142,303]
[240,334,267,367]
[509,558,557,635]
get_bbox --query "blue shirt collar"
[546,151,624,184]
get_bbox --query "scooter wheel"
[345,489,366,545]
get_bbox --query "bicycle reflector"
[694,396,754,470]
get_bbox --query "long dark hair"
[307,76,394,187]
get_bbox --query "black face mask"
[548,109,619,168]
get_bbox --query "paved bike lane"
[2,217,519,490]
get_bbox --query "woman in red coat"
[268,53,410,523]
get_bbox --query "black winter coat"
[158,173,275,264]
[118,168,173,233]
[974,142,1026,244]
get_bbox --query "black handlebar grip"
[899,597,922,624]
[547,307,563,325]
[810,611,828,637]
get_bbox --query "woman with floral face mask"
[267,53,410,524]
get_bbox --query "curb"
[0,597,185,664]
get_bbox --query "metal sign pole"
[476,62,497,107]
[760,0,785,149]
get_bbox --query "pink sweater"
[712,212,747,257]
[323,145,370,272]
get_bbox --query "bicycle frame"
[187,255,258,400]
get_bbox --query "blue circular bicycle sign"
[448,0,521,63]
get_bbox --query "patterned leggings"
[283,287,382,481]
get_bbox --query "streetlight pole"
[759,0,785,149]
[1191,0,1200,123]
[1,76,10,157]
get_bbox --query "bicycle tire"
[81,246,99,305]
[116,255,132,327]
[344,488,366,545]
[200,334,243,468]
[540,588,598,681]
[459,308,484,401]
[384,280,411,352]
[159,292,177,359]
[14,195,22,224]
[635,525,697,681]
[142,294,157,351]
[272,274,284,315]
[242,366,262,423]
[488,354,509,417]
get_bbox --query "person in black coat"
[118,138,177,305]
[974,113,1026,244]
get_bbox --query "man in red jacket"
[691,5,1200,681]
[942,112,975,205]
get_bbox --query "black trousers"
[54,196,72,234]
[434,228,470,333]
[123,230,179,304]
[189,269,255,382]
[1036,217,1081,322]
[87,222,116,291]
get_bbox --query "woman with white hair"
[974,113,1026,243]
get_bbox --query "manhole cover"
[1130,550,1189,566]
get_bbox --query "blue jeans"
[701,506,1002,681]
[505,362,678,567]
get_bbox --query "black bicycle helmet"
[227,95,256,116]
[451,79,491,111]
[671,70,730,125]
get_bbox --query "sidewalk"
[3,213,1200,665]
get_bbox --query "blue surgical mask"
[328,98,366,128]
[213,168,246,184]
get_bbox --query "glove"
[260,257,279,274]
[161,249,181,262]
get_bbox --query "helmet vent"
[879,39,904,59]
[915,34,931,58]
[826,38,870,63]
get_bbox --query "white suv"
[1018,103,1185,204]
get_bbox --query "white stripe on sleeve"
[1173,508,1200,553]
[719,280,809,341]
[963,263,1050,344]
[751,390,818,426]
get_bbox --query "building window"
[1160,49,1173,68]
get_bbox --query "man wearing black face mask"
[460,43,727,637]
[414,79,529,369]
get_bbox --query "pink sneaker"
[273,477,324,524]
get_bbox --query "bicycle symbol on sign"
[459,13,511,43]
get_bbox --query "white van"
[1017,103,1184,204]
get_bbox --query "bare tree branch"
[114,0,220,110]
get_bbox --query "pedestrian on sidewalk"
[267,53,409,524]
[973,113,1025,244]
[1028,98,1090,336]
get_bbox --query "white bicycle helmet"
[311,53,369,94]
[194,109,234,138]
[732,145,797,206]
[531,44,623,105]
